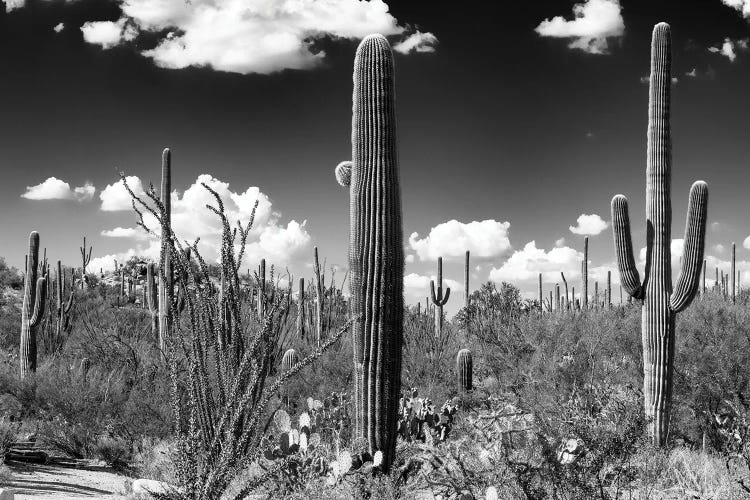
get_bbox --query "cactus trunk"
[158,148,172,351]
[583,237,589,310]
[20,231,47,379]
[430,257,450,337]
[732,242,736,303]
[457,349,472,392]
[346,34,404,471]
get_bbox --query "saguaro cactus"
[55,260,75,340]
[538,273,543,312]
[611,23,708,446]
[430,257,451,337]
[20,231,47,378]
[146,263,159,336]
[158,148,172,351]
[80,236,92,289]
[257,259,266,319]
[336,34,404,470]
[313,248,324,346]
[732,242,736,303]
[297,278,305,340]
[456,348,473,392]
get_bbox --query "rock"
[0,489,16,500]
[132,479,178,496]
[557,438,585,465]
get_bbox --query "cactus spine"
[611,23,708,445]
[340,34,404,470]
[456,348,473,392]
[20,231,47,378]
[158,148,172,351]
[430,257,450,337]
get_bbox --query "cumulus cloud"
[99,176,146,211]
[94,174,311,269]
[404,272,462,295]
[3,0,24,12]
[721,0,750,17]
[708,38,749,62]
[489,241,582,284]
[101,227,144,239]
[81,18,137,49]
[56,0,435,74]
[393,30,438,54]
[569,214,609,235]
[535,0,624,54]
[408,219,512,262]
[743,235,750,250]
[555,237,566,247]
[21,177,96,202]
[53,22,65,33]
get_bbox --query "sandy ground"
[2,462,131,499]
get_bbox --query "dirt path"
[3,462,131,499]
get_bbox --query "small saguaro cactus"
[313,247,324,347]
[430,257,451,337]
[158,148,172,351]
[20,231,47,379]
[611,23,708,446]
[457,349,473,392]
[146,263,159,336]
[336,34,404,471]
[281,348,299,373]
[80,236,92,289]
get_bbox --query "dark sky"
[1,0,749,312]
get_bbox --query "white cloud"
[569,213,609,235]
[94,173,311,269]
[80,18,137,49]
[638,239,685,269]
[535,0,624,55]
[393,30,438,54]
[743,235,750,250]
[101,227,144,239]
[3,0,24,12]
[721,0,750,17]
[53,22,65,33]
[408,219,512,262]
[21,177,95,202]
[99,176,146,211]
[555,237,566,247]
[489,241,582,284]
[713,244,726,254]
[405,254,415,264]
[404,273,461,295]
[708,38,749,62]
[62,0,435,74]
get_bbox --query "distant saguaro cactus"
[313,247,324,346]
[55,260,75,341]
[732,242,736,303]
[430,257,450,337]
[297,278,305,340]
[582,237,589,310]
[80,236,92,289]
[158,148,172,351]
[457,349,473,392]
[538,273,543,312]
[611,23,708,446]
[20,231,47,378]
[146,263,159,336]
[336,34,404,471]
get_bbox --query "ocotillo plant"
[20,231,47,378]
[607,270,612,309]
[55,260,75,341]
[732,242,736,303]
[464,251,470,309]
[297,278,305,340]
[456,348,472,392]
[158,148,172,351]
[313,247,323,346]
[337,34,404,471]
[611,23,708,446]
[582,237,589,310]
[430,257,450,337]
[561,272,569,311]
[80,236,92,288]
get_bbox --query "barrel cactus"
[611,23,708,445]
[336,34,404,470]
[456,349,472,392]
[20,231,47,379]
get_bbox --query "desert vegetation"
[2,23,750,500]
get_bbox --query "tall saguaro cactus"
[611,23,708,446]
[146,263,159,336]
[430,257,451,337]
[732,242,736,303]
[158,148,172,351]
[582,237,589,310]
[336,34,404,471]
[56,260,75,340]
[313,247,324,347]
[20,231,47,378]
[297,278,305,340]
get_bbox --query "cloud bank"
[21,177,95,202]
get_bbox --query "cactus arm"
[430,280,438,303]
[670,181,708,312]
[441,287,451,306]
[30,277,47,327]
[335,161,352,187]
[611,195,643,299]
